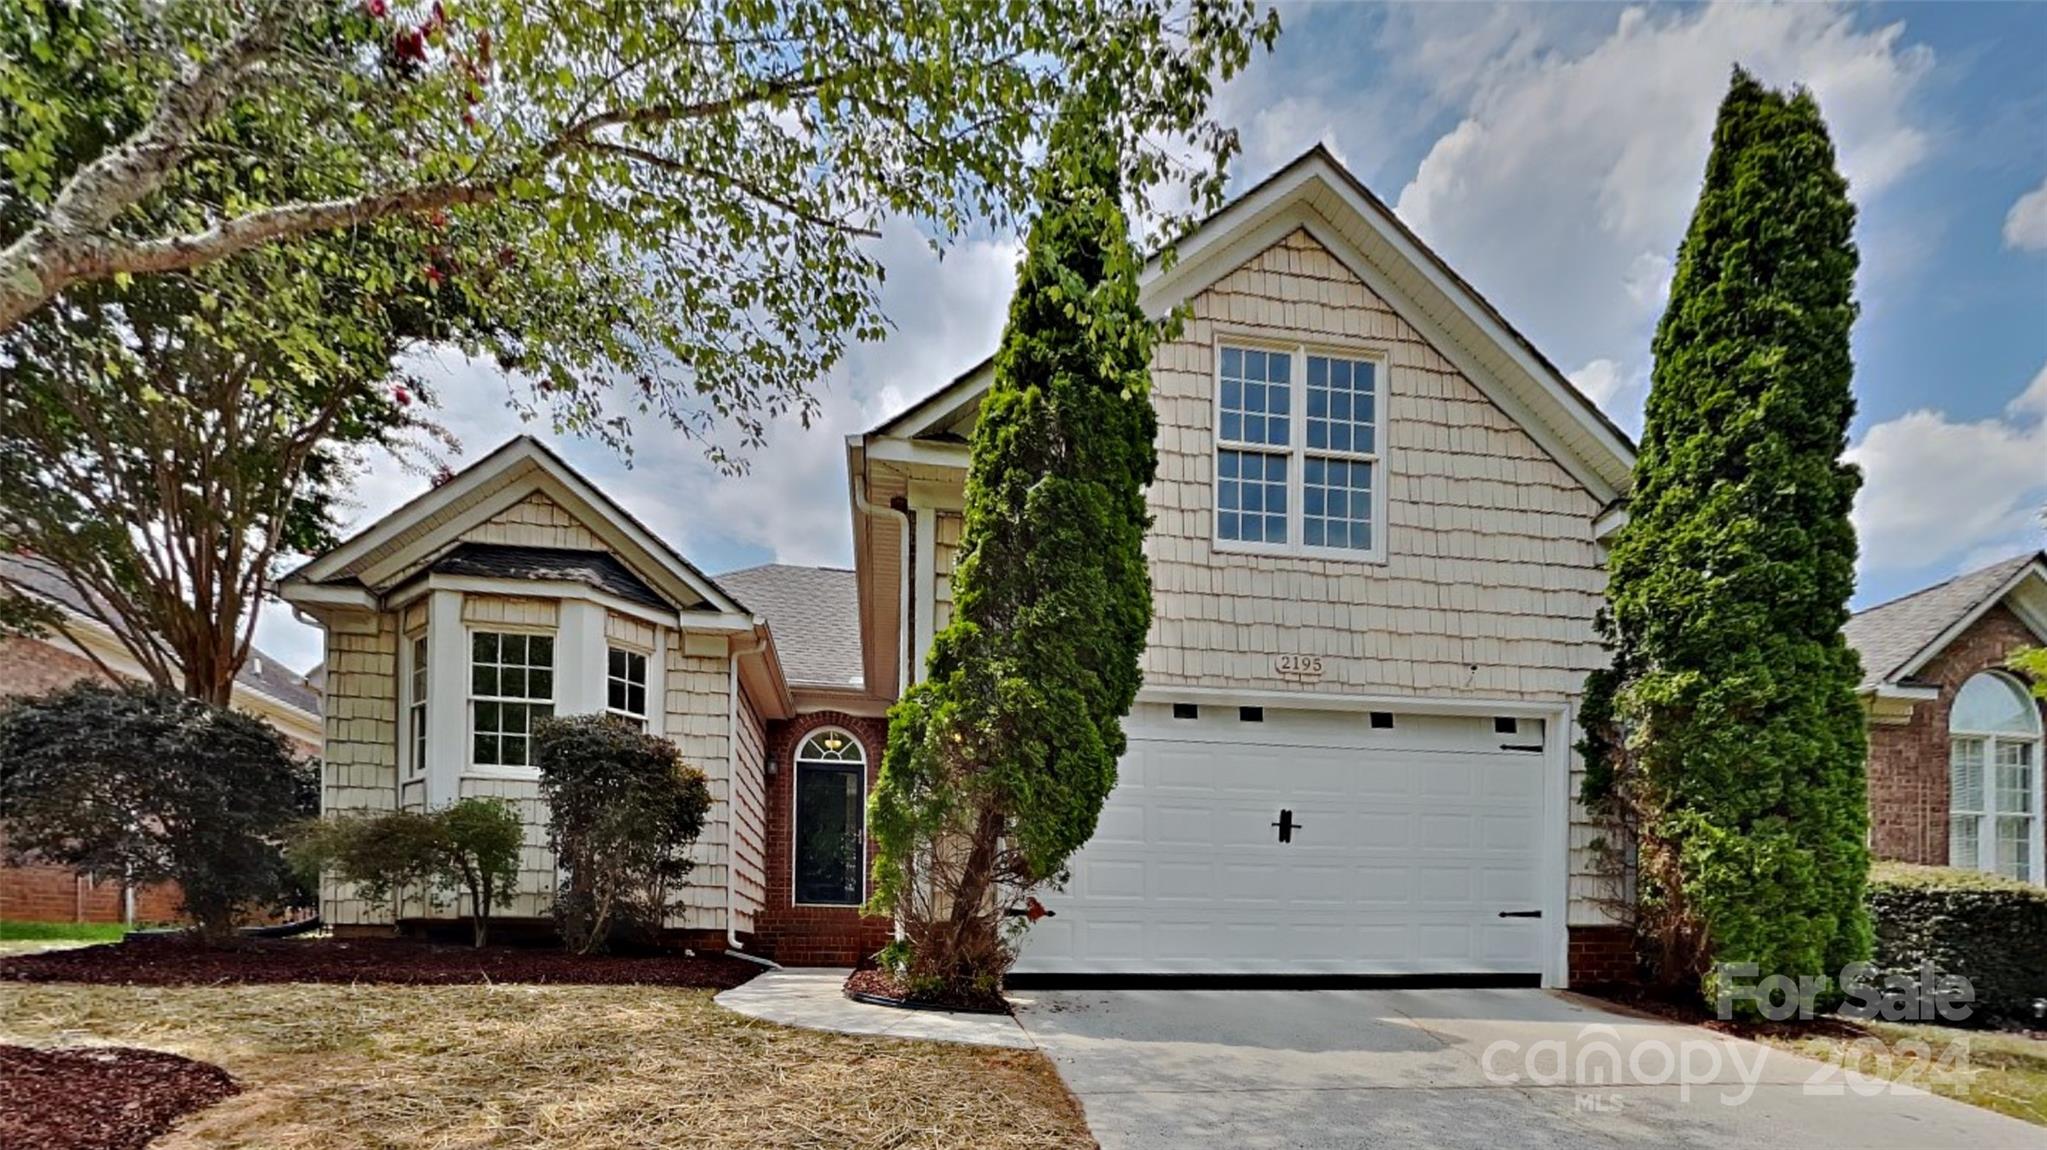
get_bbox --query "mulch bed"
[0,1045,238,1150]
[0,937,762,989]
[844,968,1011,1015]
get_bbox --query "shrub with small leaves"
[1867,862,2047,1030]
[534,714,711,954]
[290,797,524,947]
[0,682,314,942]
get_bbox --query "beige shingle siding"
[320,609,399,925]
[1148,229,1613,925]
[460,492,605,551]
[1145,229,1605,701]
[731,686,768,932]
[933,511,963,630]
[605,611,655,650]
[665,639,734,929]
[460,594,558,629]
[458,774,555,918]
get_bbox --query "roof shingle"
[429,543,668,610]
[714,564,862,688]
[1843,551,2044,690]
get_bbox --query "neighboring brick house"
[280,146,1642,985]
[0,554,324,925]
[1846,551,2047,883]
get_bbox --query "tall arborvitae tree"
[866,109,1158,995]
[1580,68,1870,1003]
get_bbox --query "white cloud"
[1847,363,2047,574]
[1390,1,1934,428]
[2005,175,2047,252]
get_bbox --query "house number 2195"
[1274,654,1324,678]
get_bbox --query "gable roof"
[283,436,749,617]
[1844,551,2047,691]
[1,554,322,717]
[867,144,1638,501]
[713,564,862,688]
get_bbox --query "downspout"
[852,469,914,693]
[724,629,781,969]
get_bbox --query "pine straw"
[0,983,1093,1150]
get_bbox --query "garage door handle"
[1498,910,1542,919]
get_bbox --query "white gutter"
[722,627,782,969]
[852,467,914,693]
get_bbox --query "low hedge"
[1866,861,2047,1029]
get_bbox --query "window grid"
[607,646,649,727]
[1951,736,2038,883]
[1214,343,1383,557]
[407,634,428,777]
[470,631,554,769]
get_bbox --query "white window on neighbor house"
[1214,343,1387,561]
[606,646,649,728]
[793,728,866,906]
[406,633,428,776]
[470,631,554,769]
[1948,671,2043,883]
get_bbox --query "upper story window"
[1949,672,2042,883]
[471,631,554,769]
[406,634,428,777]
[607,646,649,727]
[1215,343,1386,561]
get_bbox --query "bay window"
[470,631,554,769]
[607,646,649,727]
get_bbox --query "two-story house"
[279,147,1640,987]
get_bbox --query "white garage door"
[1014,702,1553,976]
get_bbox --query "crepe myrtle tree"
[865,106,1159,995]
[1579,68,1870,1006]
[2,0,1280,441]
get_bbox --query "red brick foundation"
[1866,603,2047,866]
[1567,925,1638,987]
[751,710,894,966]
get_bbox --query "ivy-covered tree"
[865,107,1159,995]
[1580,68,1870,1003]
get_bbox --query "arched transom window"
[793,729,866,905]
[1949,672,2043,883]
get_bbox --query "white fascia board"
[1136,683,1570,718]
[862,436,970,470]
[278,582,377,610]
[287,436,542,585]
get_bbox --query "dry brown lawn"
[0,982,1094,1149]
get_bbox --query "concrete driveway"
[1011,988,2046,1149]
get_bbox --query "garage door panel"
[1016,708,1551,976]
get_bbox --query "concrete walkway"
[1011,987,2047,1150]
[713,967,1036,1049]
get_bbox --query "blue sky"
[256,1,2047,671]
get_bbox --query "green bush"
[1867,862,2047,1029]
[534,714,711,954]
[0,682,314,942]
[290,798,523,946]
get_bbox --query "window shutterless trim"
[1211,335,1390,564]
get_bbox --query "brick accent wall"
[1867,603,2047,866]
[1566,925,1637,987]
[752,710,893,966]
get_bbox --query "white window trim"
[1211,337,1390,564]
[605,644,651,727]
[1948,671,2045,886]
[403,631,428,778]
[790,726,869,908]
[466,626,557,779]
